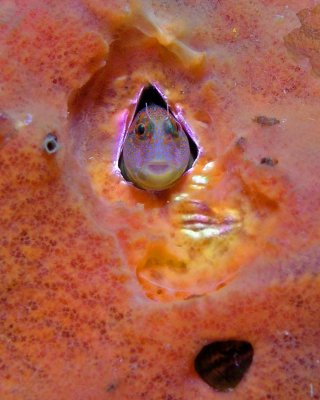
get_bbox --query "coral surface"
[0,1,320,399]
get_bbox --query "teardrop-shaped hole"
[134,84,167,114]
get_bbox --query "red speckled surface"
[1,1,320,399]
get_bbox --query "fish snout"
[136,159,181,190]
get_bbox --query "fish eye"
[136,123,145,136]
[164,119,179,138]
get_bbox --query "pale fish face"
[122,105,191,190]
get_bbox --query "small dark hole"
[253,116,280,126]
[194,340,254,392]
[47,141,55,152]
[43,133,60,154]
[260,157,278,166]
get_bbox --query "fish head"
[122,105,190,190]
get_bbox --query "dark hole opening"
[43,133,59,154]
[194,340,254,392]
[260,157,278,166]
[134,85,167,114]
[47,140,56,152]
[254,115,280,126]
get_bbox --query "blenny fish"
[120,104,192,190]
[0,1,320,399]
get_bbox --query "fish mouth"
[146,161,171,174]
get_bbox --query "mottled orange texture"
[0,5,108,110]
[285,4,320,75]
[1,0,320,399]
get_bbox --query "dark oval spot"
[43,133,60,154]
[136,123,145,135]
[260,157,278,166]
[253,116,280,126]
[194,340,254,392]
